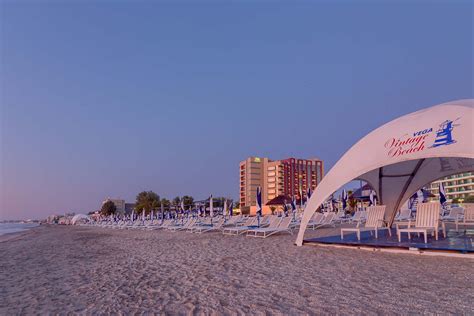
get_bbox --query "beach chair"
[348,210,363,223]
[192,218,225,234]
[314,212,337,230]
[455,203,474,231]
[222,217,258,235]
[169,218,197,232]
[341,205,390,241]
[246,216,281,236]
[334,210,348,223]
[247,217,293,238]
[394,208,412,221]
[148,219,172,230]
[443,206,464,221]
[397,203,441,243]
[307,213,324,230]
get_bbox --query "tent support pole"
[388,158,426,227]
[378,167,383,204]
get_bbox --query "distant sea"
[0,223,39,236]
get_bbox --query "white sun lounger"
[246,217,293,238]
[192,218,225,234]
[455,203,474,231]
[222,217,258,235]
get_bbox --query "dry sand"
[0,225,472,315]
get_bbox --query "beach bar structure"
[296,99,474,251]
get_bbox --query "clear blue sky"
[1,1,472,220]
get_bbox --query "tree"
[135,191,160,215]
[452,197,461,204]
[234,201,241,209]
[172,196,181,209]
[160,198,171,209]
[101,200,116,216]
[181,195,194,209]
[463,195,474,203]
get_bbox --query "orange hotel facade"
[239,157,324,215]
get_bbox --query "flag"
[307,187,312,202]
[439,183,447,205]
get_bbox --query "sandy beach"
[0,225,472,315]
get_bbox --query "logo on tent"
[429,119,458,148]
[385,119,459,157]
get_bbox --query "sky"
[1,1,473,220]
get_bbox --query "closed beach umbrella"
[209,195,214,218]
[291,196,297,220]
[299,186,304,209]
[161,203,164,224]
[369,190,377,206]
[417,189,425,204]
[342,189,347,210]
[439,183,447,205]
[131,210,135,222]
[256,186,262,226]
[306,187,312,206]
[229,201,233,217]
[150,210,154,221]
[142,210,145,221]
[223,199,228,217]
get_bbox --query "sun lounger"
[222,217,258,235]
[192,218,225,234]
[168,218,197,232]
[314,212,337,230]
[247,217,293,238]
[341,206,391,240]
[307,213,324,230]
[455,203,474,231]
[397,203,441,243]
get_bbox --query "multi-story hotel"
[239,157,324,214]
[427,172,474,202]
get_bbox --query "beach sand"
[0,225,472,314]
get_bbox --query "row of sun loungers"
[87,214,299,238]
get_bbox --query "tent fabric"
[296,99,474,246]
[71,214,89,225]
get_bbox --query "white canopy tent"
[71,214,90,225]
[296,99,474,246]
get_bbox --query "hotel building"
[427,172,474,202]
[239,157,324,214]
